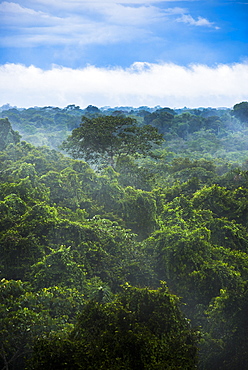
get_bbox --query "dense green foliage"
[29,283,198,370]
[1,102,248,369]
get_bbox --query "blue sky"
[0,0,247,108]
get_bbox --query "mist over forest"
[1,101,248,369]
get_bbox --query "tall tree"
[61,116,164,168]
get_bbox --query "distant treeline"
[1,102,248,165]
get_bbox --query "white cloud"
[0,62,247,108]
[0,1,36,14]
[0,1,65,29]
[176,14,220,29]
[89,3,165,26]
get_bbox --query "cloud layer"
[0,62,247,108]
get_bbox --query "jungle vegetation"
[1,101,248,369]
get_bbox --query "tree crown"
[61,115,164,167]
